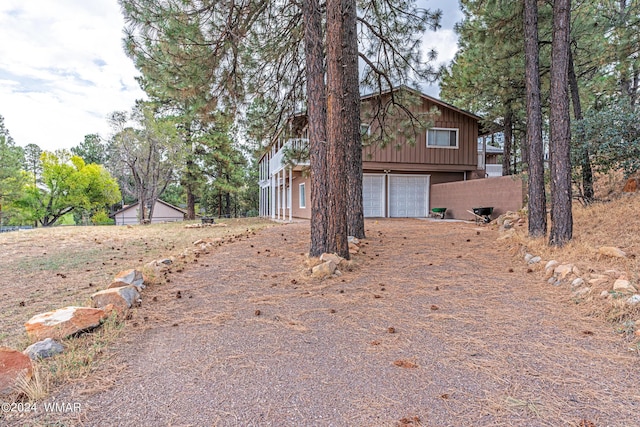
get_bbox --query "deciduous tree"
[15,151,120,227]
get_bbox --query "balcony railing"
[485,164,502,177]
[269,138,309,174]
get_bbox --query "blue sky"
[0,0,462,152]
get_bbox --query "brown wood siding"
[362,96,478,169]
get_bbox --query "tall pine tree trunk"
[184,157,197,220]
[303,0,328,257]
[524,0,547,237]
[343,0,365,240]
[549,0,573,246]
[502,107,513,176]
[568,49,593,203]
[326,0,350,259]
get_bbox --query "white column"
[289,167,292,222]
[280,168,285,220]
[270,174,275,219]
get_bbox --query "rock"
[348,236,360,245]
[524,253,534,262]
[613,279,636,293]
[333,270,343,277]
[572,266,581,276]
[554,264,574,280]
[544,268,555,281]
[528,256,542,264]
[312,260,337,278]
[622,178,638,193]
[572,287,591,298]
[501,219,513,230]
[626,294,640,305]
[600,290,610,299]
[348,241,359,252]
[193,239,205,245]
[545,260,559,271]
[320,253,344,265]
[91,286,140,313]
[25,306,109,342]
[0,348,33,396]
[23,338,64,360]
[598,246,627,258]
[571,278,585,289]
[108,269,145,290]
[589,278,609,286]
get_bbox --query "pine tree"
[549,0,573,246]
[524,0,547,238]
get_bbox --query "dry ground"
[3,210,639,427]
[0,218,276,349]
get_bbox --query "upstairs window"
[427,128,458,148]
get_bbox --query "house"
[258,86,498,220]
[477,141,504,178]
[111,199,186,226]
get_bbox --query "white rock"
[600,290,610,299]
[528,256,542,264]
[626,294,640,305]
[524,253,534,262]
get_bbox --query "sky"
[0,0,463,153]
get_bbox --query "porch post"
[280,168,285,220]
[289,167,293,222]
[270,172,275,219]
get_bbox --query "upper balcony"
[269,138,310,175]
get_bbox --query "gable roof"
[111,199,186,217]
[360,85,483,122]
[259,86,482,163]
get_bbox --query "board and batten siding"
[362,96,478,170]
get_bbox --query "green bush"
[92,210,114,225]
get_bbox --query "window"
[360,123,371,137]
[427,128,458,148]
[299,183,306,208]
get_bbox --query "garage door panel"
[389,175,429,218]
[363,174,385,217]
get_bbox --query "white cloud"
[0,0,145,151]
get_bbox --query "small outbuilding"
[112,200,186,226]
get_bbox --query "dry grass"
[0,217,275,349]
[12,364,49,402]
[496,178,640,349]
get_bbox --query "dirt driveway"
[14,219,640,426]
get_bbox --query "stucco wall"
[430,175,525,221]
[290,174,311,219]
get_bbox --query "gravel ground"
[10,219,640,427]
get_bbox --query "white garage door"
[362,174,385,217]
[388,175,430,217]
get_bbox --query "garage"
[388,175,430,217]
[362,174,385,217]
